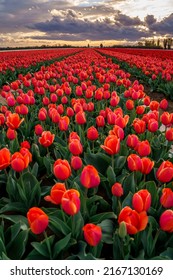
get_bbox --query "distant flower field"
[0,48,173,260]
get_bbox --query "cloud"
[0,0,173,47]
[27,8,149,42]
[114,11,143,26]
[147,13,173,36]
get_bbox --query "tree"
[167,38,172,49]
[163,38,168,49]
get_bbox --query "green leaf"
[31,162,39,177]
[0,202,26,214]
[53,233,71,259]
[43,156,53,175]
[0,238,6,256]
[123,172,136,196]
[49,216,71,236]
[98,219,114,244]
[106,166,116,186]
[84,152,111,175]
[145,181,159,209]
[114,155,127,173]
[31,235,54,258]
[160,247,173,259]
[122,192,133,208]
[7,230,28,260]
[70,241,97,260]
[90,212,116,223]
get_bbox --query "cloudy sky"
[0,0,173,47]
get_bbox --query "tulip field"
[0,47,173,260]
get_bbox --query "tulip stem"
[44,231,53,260]
[112,155,114,170]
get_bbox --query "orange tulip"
[118,206,148,234]
[6,113,24,129]
[101,135,120,155]
[44,183,66,205]
[83,223,102,246]
[0,147,11,170]
[39,131,55,147]
[61,189,80,215]
[80,165,100,188]
[27,207,49,234]
[53,159,71,181]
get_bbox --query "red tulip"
[109,125,124,140]
[34,124,43,136]
[136,105,145,115]
[27,207,49,234]
[160,210,173,233]
[96,115,105,127]
[20,140,31,149]
[58,116,70,131]
[126,134,139,149]
[61,189,80,215]
[126,99,134,110]
[127,154,142,172]
[75,111,86,125]
[147,118,158,132]
[140,157,154,174]
[6,128,17,140]
[160,188,173,208]
[111,182,123,197]
[44,183,66,205]
[87,126,99,141]
[165,128,173,141]
[83,223,102,246]
[159,99,168,110]
[156,161,173,183]
[136,140,151,157]
[80,165,100,188]
[160,112,172,126]
[68,139,83,156]
[132,190,151,213]
[53,159,71,181]
[71,156,83,170]
[149,101,159,111]
[11,151,30,172]
[118,206,148,234]
[39,131,55,147]
[133,118,146,134]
